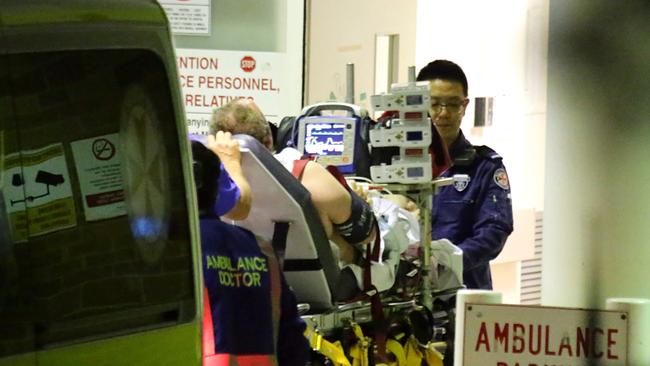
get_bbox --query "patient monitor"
[296,116,357,174]
[292,102,369,176]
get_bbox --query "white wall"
[543,0,650,308]
[306,0,417,111]
[415,0,547,211]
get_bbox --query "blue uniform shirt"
[431,131,514,289]
[188,134,239,217]
[200,215,309,364]
[213,164,240,216]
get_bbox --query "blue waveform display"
[304,123,346,156]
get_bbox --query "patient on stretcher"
[333,185,419,300]
[338,185,464,299]
[211,99,377,266]
[207,99,462,307]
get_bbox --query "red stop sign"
[240,56,256,72]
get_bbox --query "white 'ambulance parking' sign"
[462,303,627,366]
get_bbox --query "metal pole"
[419,177,452,312]
[419,187,433,311]
[345,63,355,104]
[408,65,416,83]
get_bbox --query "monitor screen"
[304,122,346,156]
[406,131,423,141]
[406,94,423,106]
[407,166,424,177]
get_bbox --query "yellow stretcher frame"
[305,321,445,366]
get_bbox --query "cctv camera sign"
[71,133,126,222]
[1,143,76,241]
[462,303,627,366]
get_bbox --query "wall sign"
[462,303,627,366]
[177,48,290,135]
[159,0,211,36]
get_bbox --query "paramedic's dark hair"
[191,141,221,212]
[416,59,468,97]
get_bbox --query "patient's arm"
[298,161,350,235]
[299,161,376,254]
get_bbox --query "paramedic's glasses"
[430,99,467,114]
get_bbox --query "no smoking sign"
[92,138,116,161]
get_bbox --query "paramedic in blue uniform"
[191,139,309,365]
[417,60,514,289]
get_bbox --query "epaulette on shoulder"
[475,145,502,161]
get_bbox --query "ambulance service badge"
[453,174,470,192]
[493,168,510,190]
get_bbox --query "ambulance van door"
[0,13,37,366]
[0,1,202,365]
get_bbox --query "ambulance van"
[0,1,202,364]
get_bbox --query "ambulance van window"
[0,49,194,356]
